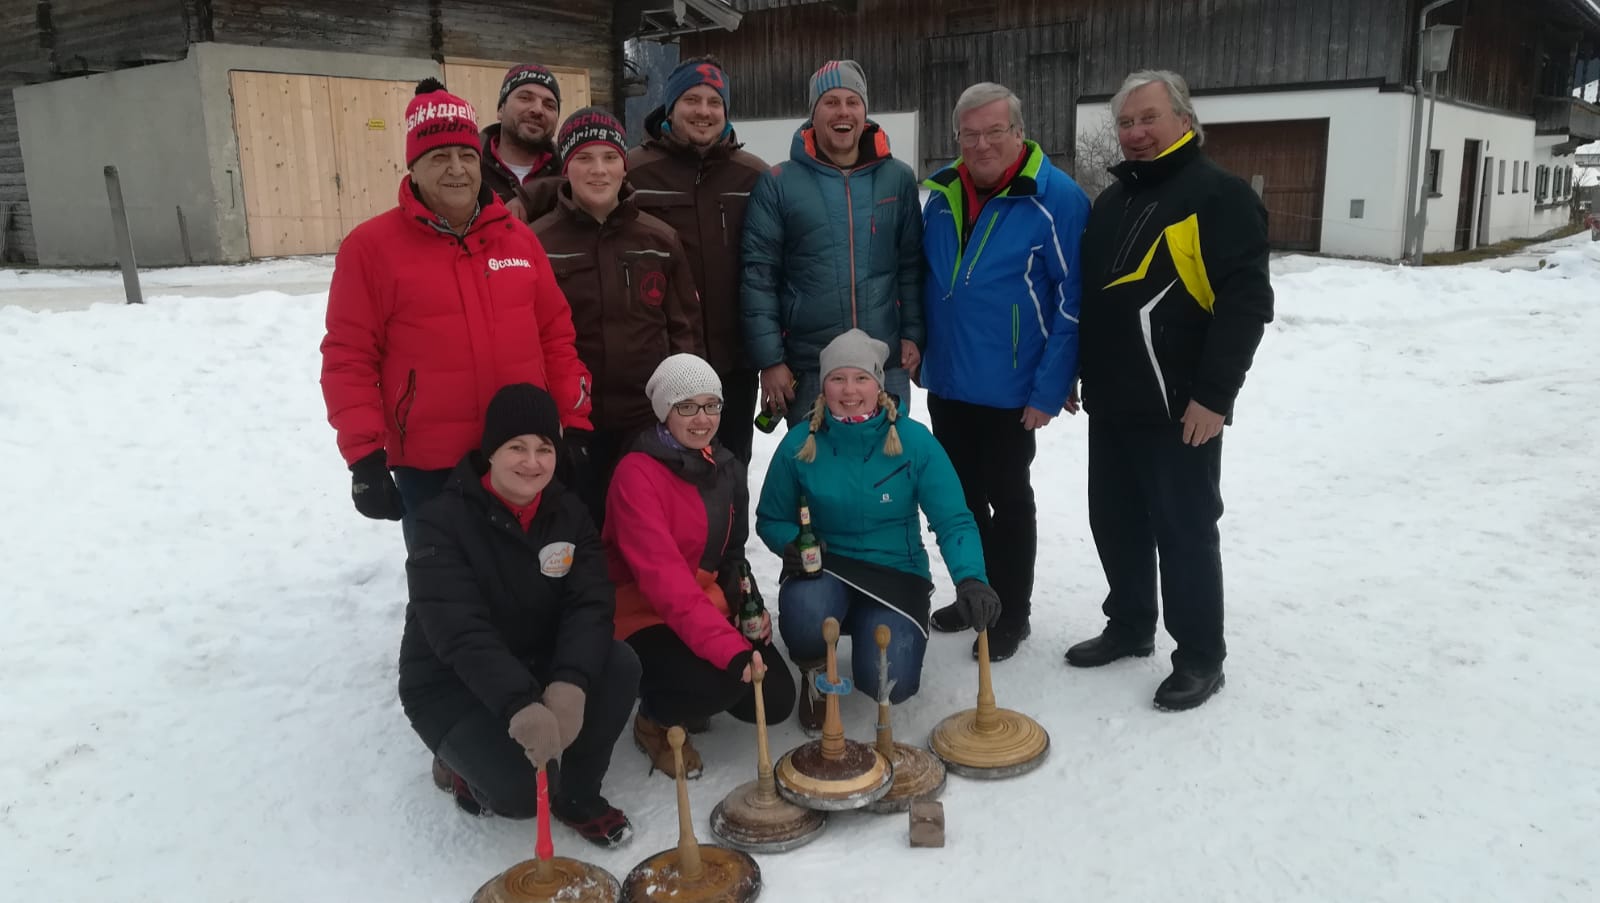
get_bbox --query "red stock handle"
[535,768,554,861]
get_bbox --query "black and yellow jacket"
[1078,133,1273,424]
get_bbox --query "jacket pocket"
[394,369,417,454]
[718,191,751,247]
[621,250,671,310]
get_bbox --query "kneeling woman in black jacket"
[399,383,641,848]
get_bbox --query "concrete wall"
[1078,86,1413,259]
[731,112,920,173]
[189,43,439,262]
[1408,99,1538,251]
[16,57,215,267]
[15,43,440,266]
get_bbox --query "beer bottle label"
[740,614,765,640]
[800,546,822,572]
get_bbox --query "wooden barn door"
[1203,119,1329,252]
[326,77,410,234]
[230,71,344,257]
[442,60,592,139]
[920,24,1078,178]
[1454,138,1481,251]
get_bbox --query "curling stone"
[623,727,761,903]
[774,617,894,811]
[472,768,622,903]
[710,652,828,852]
[863,625,947,813]
[928,628,1050,779]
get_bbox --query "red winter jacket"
[603,431,751,670]
[321,180,593,470]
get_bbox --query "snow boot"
[976,619,1031,662]
[1064,628,1156,668]
[794,657,827,734]
[1154,666,1225,712]
[551,794,633,849]
[431,755,489,817]
[929,602,967,633]
[633,713,704,779]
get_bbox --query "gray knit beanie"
[646,353,723,421]
[808,60,868,113]
[818,329,887,386]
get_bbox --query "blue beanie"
[664,59,731,120]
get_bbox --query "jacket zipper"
[1011,305,1020,368]
[844,172,859,327]
[394,369,417,454]
[872,462,910,488]
[720,503,735,557]
[965,210,1002,284]
[719,201,728,245]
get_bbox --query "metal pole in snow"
[103,165,143,305]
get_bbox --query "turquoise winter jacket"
[741,122,924,374]
[921,141,1091,412]
[755,410,985,585]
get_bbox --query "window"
[1511,162,1519,193]
[1425,149,1443,195]
[1498,159,1506,194]
[1522,161,1530,193]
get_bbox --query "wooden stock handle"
[670,726,704,880]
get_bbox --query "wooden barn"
[0,0,637,265]
[675,0,1600,258]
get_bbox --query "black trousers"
[432,639,641,819]
[573,427,640,530]
[716,368,760,467]
[927,394,1037,626]
[626,624,797,726]
[1087,418,1226,670]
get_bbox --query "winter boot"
[794,657,827,734]
[431,755,489,817]
[633,713,704,779]
[975,619,1032,663]
[929,602,967,633]
[1153,666,1225,712]
[551,793,634,849]
[1064,628,1156,668]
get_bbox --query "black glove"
[350,450,404,521]
[780,539,826,581]
[955,578,1002,631]
[558,428,593,491]
[724,649,755,681]
[717,557,749,608]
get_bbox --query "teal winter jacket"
[921,141,1091,412]
[741,123,924,374]
[755,410,985,585]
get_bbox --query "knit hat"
[557,107,628,173]
[405,78,479,167]
[808,60,869,113]
[646,354,723,422]
[481,383,563,457]
[499,64,561,109]
[665,58,731,117]
[819,328,887,386]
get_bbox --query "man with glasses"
[921,82,1092,663]
[1067,70,1273,712]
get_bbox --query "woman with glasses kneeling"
[756,330,1002,732]
[401,383,640,849]
[603,354,797,778]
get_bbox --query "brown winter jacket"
[480,124,562,202]
[626,108,767,375]
[532,183,704,433]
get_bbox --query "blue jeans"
[778,573,926,703]
[786,367,913,426]
[393,466,453,552]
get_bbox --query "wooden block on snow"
[909,800,944,848]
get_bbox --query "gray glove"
[955,578,1002,631]
[541,681,586,751]
[507,702,563,768]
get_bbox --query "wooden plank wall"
[1,3,47,263]
[45,0,195,71]
[694,0,1416,120]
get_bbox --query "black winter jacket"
[1078,135,1274,424]
[399,453,616,747]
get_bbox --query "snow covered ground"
[3,235,1598,902]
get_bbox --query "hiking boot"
[551,794,633,849]
[683,715,712,734]
[974,620,1031,662]
[430,755,488,817]
[1064,629,1156,668]
[929,602,967,633]
[794,657,826,735]
[633,713,703,779]
[1153,666,1225,712]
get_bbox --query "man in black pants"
[920,82,1093,662]
[1069,70,1274,712]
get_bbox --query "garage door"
[1202,119,1329,252]
[230,71,412,257]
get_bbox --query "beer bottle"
[737,560,766,641]
[796,494,823,576]
[753,407,779,434]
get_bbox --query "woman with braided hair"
[755,329,1001,731]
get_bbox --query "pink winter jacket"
[603,448,752,670]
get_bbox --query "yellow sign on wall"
[366,119,386,130]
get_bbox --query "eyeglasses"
[956,124,1016,148]
[672,401,725,416]
[1116,112,1169,130]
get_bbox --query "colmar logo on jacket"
[488,257,533,271]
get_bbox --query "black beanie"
[481,383,563,457]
